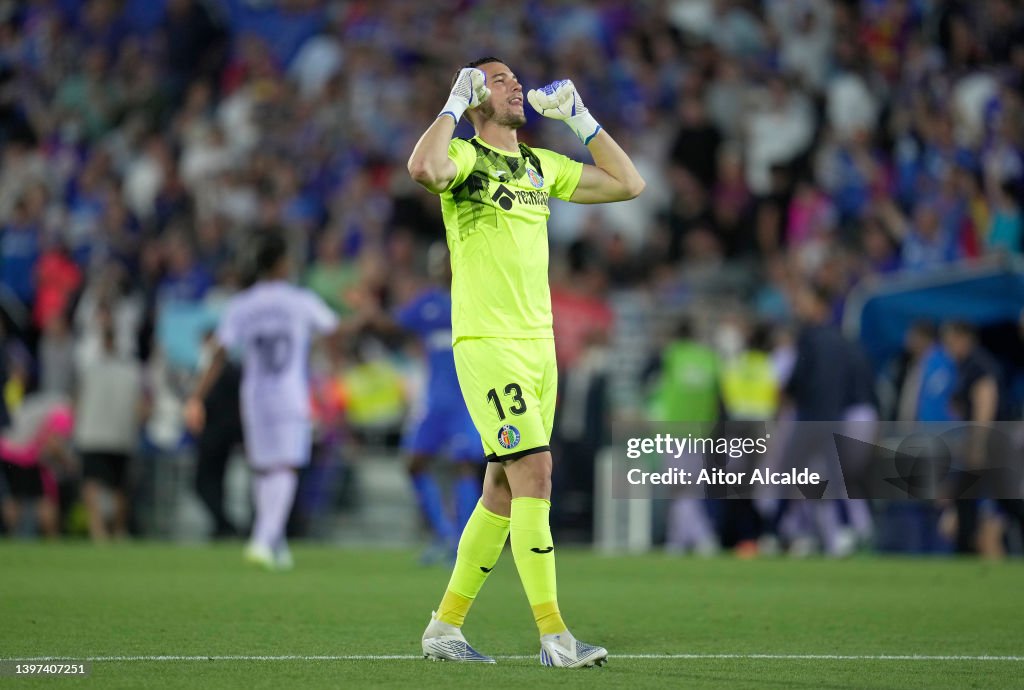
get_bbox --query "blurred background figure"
[0,322,12,436]
[839,337,880,550]
[552,326,611,543]
[986,179,1022,255]
[0,394,75,538]
[357,242,483,563]
[193,330,243,540]
[646,317,721,555]
[939,320,1024,557]
[893,321,957,426]
[718,318,779,557]
[185,231,339,570]
[777,284,854,557]
[73,305,146,542]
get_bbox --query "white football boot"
[273,544,294,571]
[539,630,608,668]
[421,611,496,663]
[243,542,275,570]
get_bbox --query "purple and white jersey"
[216,281,338,427]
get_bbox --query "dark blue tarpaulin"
[847,261,1024,368]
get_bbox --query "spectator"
[73,305,146,541]
[553,327,611,542]
[33,239,82,334]
[953,165,990,259]
[0,394,74,538]
[718,318,779,555]
[840,338,880,549]
[669,94,722,193]
[815,128,884,230]
[898,202,960,272]
[1,193,43,312]
[160,0,228,99]
[711,142,754,258]
[986,178,1022,255]
[53,46,118,143]
[705,57,749,140]
[157,232,214,304]
[859,214,901,276]
[786,178,837,272]
[769,0,835,91]
[1,322,32,416]
[896,321,957,424]
[778,284,854,556]
[939,320,1024,558]
[0,321,11,432]
[74,261,143,361]
[304,230,358,316]
[38,314,75,398]
[193,332,243,540]
[646,318,721,555]
[550,241,614,369]
[289,22,344,100]
[744,75,815,196]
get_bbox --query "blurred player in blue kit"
[359,243,483,560]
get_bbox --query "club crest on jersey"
[526,167,544,189]
[497,424,521,450]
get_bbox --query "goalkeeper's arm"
[408,67,490,194]
[571,129,646,203]
[527,79,645,203]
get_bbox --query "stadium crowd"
[1,0,1023,555]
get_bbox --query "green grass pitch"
[1,543,1022,688]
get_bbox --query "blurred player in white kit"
[185,231,339,570]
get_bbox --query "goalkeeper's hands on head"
[440,67,491,124]
[527,79,602,145]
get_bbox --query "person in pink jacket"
[0,394,74,538]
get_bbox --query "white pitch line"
[4,654,1023,662]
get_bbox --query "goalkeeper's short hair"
[451,56,504,88]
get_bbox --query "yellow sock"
[510,497,566,635]
[532,600,566,636]
[437,590,471,628]
[436,501,509,627]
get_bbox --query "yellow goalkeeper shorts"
[453,337,557,462]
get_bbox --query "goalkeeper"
[407,57,644,668]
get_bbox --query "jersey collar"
[472,135,521,157]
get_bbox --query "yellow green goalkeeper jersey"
[441,136,583,341]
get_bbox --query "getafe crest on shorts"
[526,167,544,189]
[498,424,521,450]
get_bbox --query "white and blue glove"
[439,67,490,123]
[527,79,602,145]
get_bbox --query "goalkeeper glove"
[526,79,602,145]
[439,67,490,124]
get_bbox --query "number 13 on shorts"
[453,338,557,462]
[486,383,527,419]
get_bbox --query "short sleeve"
[443,138,478,192]
[215,299,240,350]
[305,291,339,335]
[544,149,584,201]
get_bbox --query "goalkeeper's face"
[477,62,526,129]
